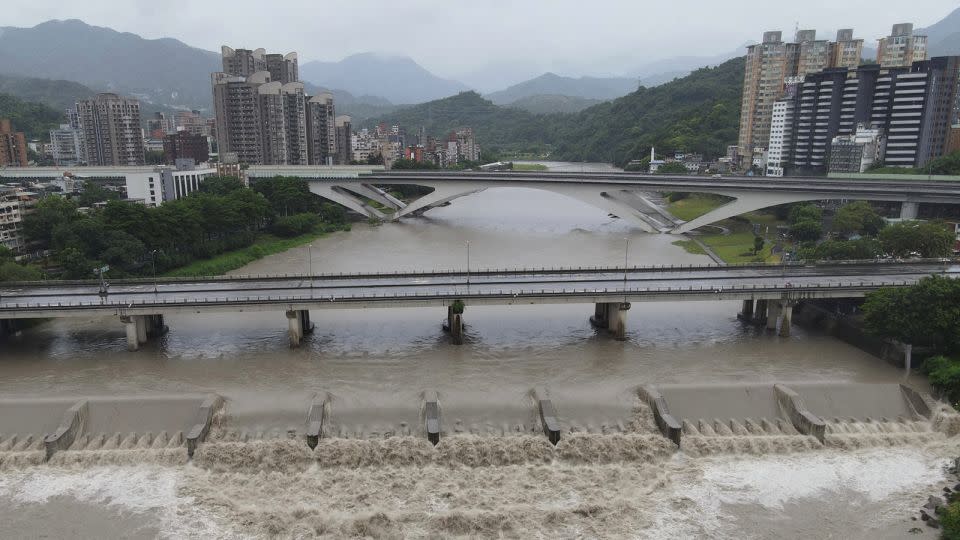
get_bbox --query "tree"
[863,276,960,354]
[833,201,885,238]
[22,196,80,246]
[199,176,246,195]
[656,162,689,174]
[788,204,822,225]
[879,221,955,258]
[75,184,120,207]
[790,220,822,242]
[271,213,320,237]
[805,238,881,260]
[753,236,764,254]
[391,158,438,170]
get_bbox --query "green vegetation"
[656,162,689,174]
[0,247,42,281]
[670,239,706,256]
[667,193,730,221]
[941,497,960,539]
[863,276,960,355]
[787,204,824,242]
[162,227,345,278]
[0,93,64,139]
[390,158,439,170]
[512,163,549,171]
[699,231,774,264]
[371,57,745,164]
[21,176,349,280]
[799,238,882,260]
[878,221,955,258]
[0,74,95,113]
[833,201,885,238]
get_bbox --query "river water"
[0,162,956,538]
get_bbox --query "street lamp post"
[150,249,159,294]
[466,241,471,290]
[623,237,629,303]
[308,244,314,289]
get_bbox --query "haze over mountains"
[0,9,959,117]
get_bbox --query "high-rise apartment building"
[768,55,960,174]
[305,93,336,165]
[221,46,267,77]
[0,119,28,167]
[335,116,352,165]
[73,93,145,166]
[212,46,314,165]
[49,124,85,166]
[266,53,299,84]
[739,29,865,168]
[163,131,210,164]
[878,24,927,68]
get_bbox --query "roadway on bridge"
[1,262,956,311]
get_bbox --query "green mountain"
[371,57,745,164]
[505,94,605,114]
[0,93,65,139]
[371,91,561,154]
[552,56,744,165]
[0,74,95,112]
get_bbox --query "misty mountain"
[631,45,748,82]
[920,7,960,56]
[0,73,95,112]
[485,73,639,104]
[300,53,469,105]
[504,94,604,114]
[0,19,221,111]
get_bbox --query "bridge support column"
[766,301,781,331]
[447,306,464,345]
[753,299,768,325]
[738,300,754,322]
[300,310,314,336]
[590,303,609,328]
[135,315,148,345]
[287,310,304,348]
[607,302,630,341]
[121,316,141,351]
[778,302,794,338]
[146,315,168,338]
[900,202,919,220]
[0,319,15,339]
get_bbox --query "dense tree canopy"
[833,201,885,238]
[878,221,955,258]
[863,276,960,354]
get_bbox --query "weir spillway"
[1,382,954,466]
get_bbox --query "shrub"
[926,356,960,404]
[271,213,320,237]
[941,499,960,540]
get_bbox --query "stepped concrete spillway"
[0,394,222,459]
[639,382,935,447]
[0,383,951,463]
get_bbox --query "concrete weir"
[532,388,561,445]
[0,394,224,460]
[423,391,441,445]
[305,393,331,450]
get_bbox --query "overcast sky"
[5,0,959,88]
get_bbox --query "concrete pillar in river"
[739,299,754,321]
[900,202,919,220]
[447,306,464,345]
[287,310,303,348]
[121,316,139,351]
[779,302,794,338]
[766,301,781,331]
[607,302,630,341]
[753,299,768,325]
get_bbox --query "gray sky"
[5,0,959,89]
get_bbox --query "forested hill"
[0,93,64,139]
[552,56,744,165]
[370,91,561,154]
[373,56,745,165]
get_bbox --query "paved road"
[1,262,955,316]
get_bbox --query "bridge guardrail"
[0,258,954,289]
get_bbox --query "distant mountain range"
[920,7,960,56]
[485,73,639,105]
[505,94,605,114]
[299,53,469,105]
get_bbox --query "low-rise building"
[828,125,886,173]
[0,119,28,167]
[49,124,85,166]
[0,186,37,252]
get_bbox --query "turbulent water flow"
[0,170,957,538]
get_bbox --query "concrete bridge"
[1,260,955,349]
[245,167,960,233]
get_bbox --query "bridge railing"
[0,280,921,313]
[0,259,954,289]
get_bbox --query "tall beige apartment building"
[74,93,145,166]
[213,46,325,166]
[738,29,863,168]
[877,23,928,68]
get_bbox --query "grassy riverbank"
[162,225,348,278]
[666,194,728,222]
[512,163,549,171]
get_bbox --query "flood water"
[0,163,956,539]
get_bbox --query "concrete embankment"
[793,301,914,368]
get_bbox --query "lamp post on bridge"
[150,249,159,294]
[308,244,314,290]
[623,237,629,303]
[466,240,471,291]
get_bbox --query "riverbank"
[162,225,349,278]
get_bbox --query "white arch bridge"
[246,167,960,233]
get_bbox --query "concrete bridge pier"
[778,302,794,338]
[286,310,313,348]
[766,301,781,331]
[121,315,158,351]
[900,202,919,220]
[446,306,464,345]
[0,319,16,339]
[738,299,754,322]
[591,302,629,340]
[753,299,768,325]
